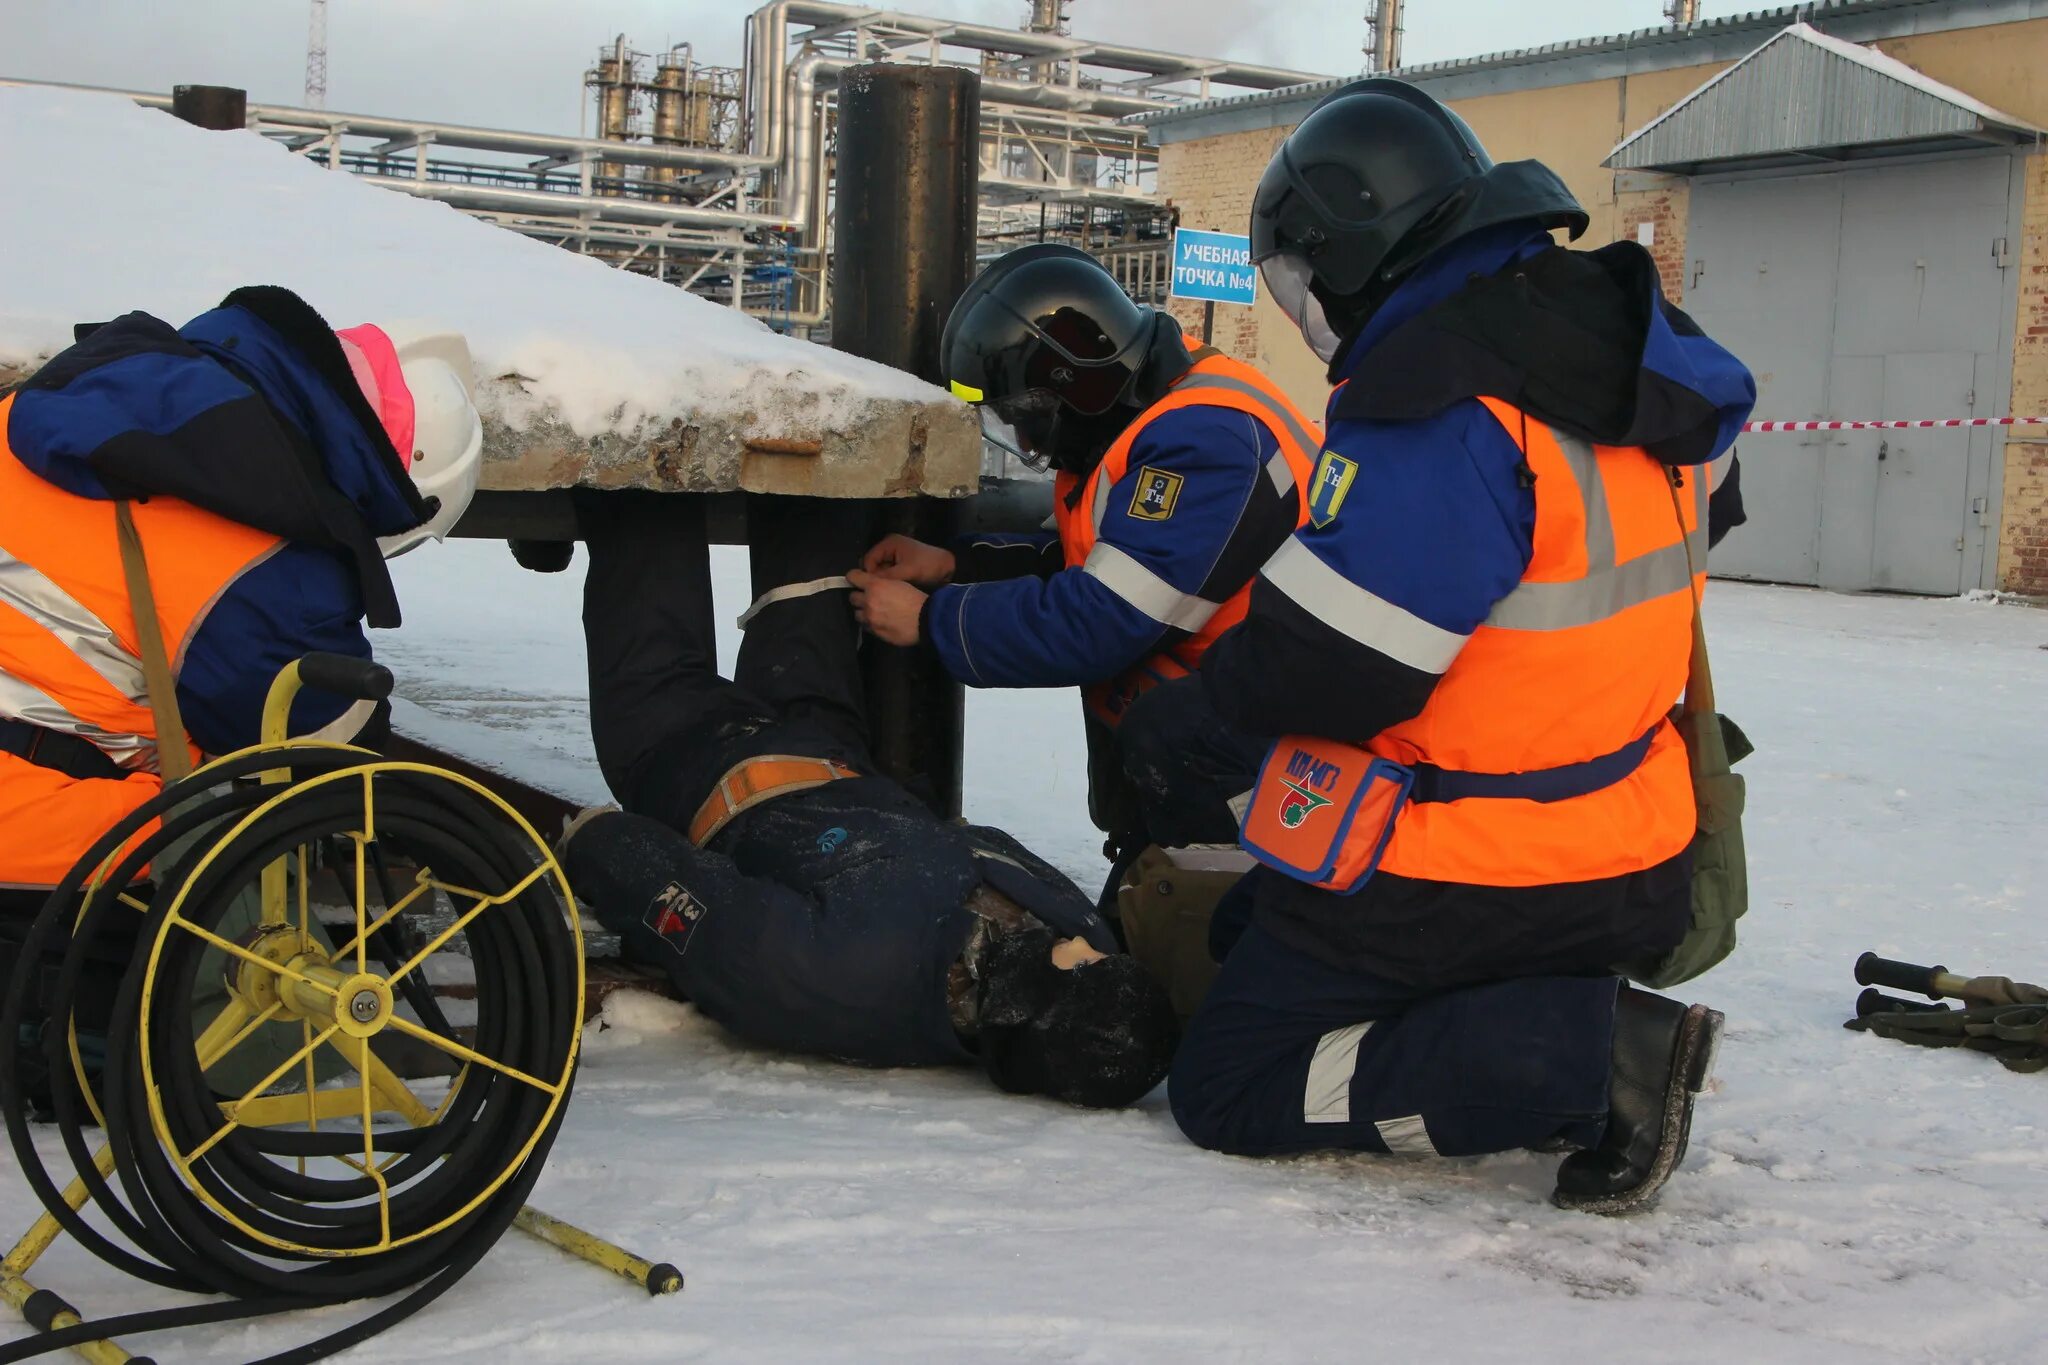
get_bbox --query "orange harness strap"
[686,754,862,847]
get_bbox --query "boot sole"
[1553,1004,1724,1217]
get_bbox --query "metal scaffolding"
[1,3,1331,330]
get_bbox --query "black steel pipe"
[170,84,246,130]
[831,63,980,819]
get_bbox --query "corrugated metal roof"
[1606,22,2040,171]
[1124,0,2015,130]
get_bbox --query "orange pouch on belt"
[1238,737,1414,895]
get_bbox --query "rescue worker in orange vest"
[1168,80,1755,1214]
[0,285,483,1114]
[848,245,1323,882]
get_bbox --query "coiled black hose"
[0,745,580,1364]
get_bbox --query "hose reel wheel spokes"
[0,742,595,1362]
[130,757,585,1262]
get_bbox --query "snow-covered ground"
[6,544,2047,1362]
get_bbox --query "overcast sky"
[4,0,1763,135]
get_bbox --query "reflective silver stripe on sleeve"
[1082,544,1221,632]
[0,672,156,770]
[1303,1022,1371,1124]
[0,557,149,706]
[1374,1114,1438,1155]
[1090,467,1111,539]
[1261,537,1465,674]
[1265,447,1296,499]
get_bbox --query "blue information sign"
[1169,227,1258,306]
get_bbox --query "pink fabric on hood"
[335,324,416,470]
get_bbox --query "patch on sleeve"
[641,882,708,959]
[1128,466,1185,522]
[1308,450,1358,529]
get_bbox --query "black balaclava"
[975,924,1179,1109]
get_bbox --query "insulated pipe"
[0,78,773,173]
[832,63,979,820]
[355,175,790,230]
[764,1,1322,88]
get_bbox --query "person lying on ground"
[554,490,1179,1108]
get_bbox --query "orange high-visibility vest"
[0,392,284,889]
[1052,341,1322,725]
[1358,396,1705,888]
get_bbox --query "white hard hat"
[377,330,483,559]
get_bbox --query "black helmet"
[942,243,1182,472]
[975,924,1178,1109]
[1251,77,1588,358]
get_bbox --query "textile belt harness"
[687,754,862,846]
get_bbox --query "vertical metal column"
[831,63,980,819]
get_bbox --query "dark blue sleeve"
[176,545,371,755]
[951,529,1064,584]
[1201,401,1534,744]
[925,406,1264,689]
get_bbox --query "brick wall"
[1156,125,1289,365]
[1999,148,2048,593]
[1612,182,1690,302]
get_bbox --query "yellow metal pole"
[256,661,306,926]
[0,1271,143,1365]
[512,1207,683,1296]
[3,1147,145,1364]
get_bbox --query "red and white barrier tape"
[1742,416,2048,433]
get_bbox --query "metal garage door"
[1684,153,2017,594]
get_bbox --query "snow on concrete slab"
[7,547,2045,1360]
[0,85,978,498]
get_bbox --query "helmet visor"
[978,407,1050,474]
[1261,254,1346,365]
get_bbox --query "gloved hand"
[1847,995,2048,1074]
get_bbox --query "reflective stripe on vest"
[1484,423,1707,633]
[1052,345,1322,724]
[0,393,283,776]
[1357,396,1701,888]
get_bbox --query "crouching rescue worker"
[847,245,1320,877]
[1169,79,1756,1214]
[556,491,1179,1108]
[0,285,483,1114]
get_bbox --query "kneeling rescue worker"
[848,245,1322,879]
[0,285,483,1113]
[1169,79,1756,1214]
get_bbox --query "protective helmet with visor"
[942,244,1163,472]
[1251,77,1589,363]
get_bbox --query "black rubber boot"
[1552,986,1723,1216]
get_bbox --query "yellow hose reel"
[0,654,679,1365]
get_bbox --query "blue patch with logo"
[817,826,849,854]
[1308,450,1358,529]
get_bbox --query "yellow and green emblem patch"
[1129,466,1185,522]
[1308,450,1358,528]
